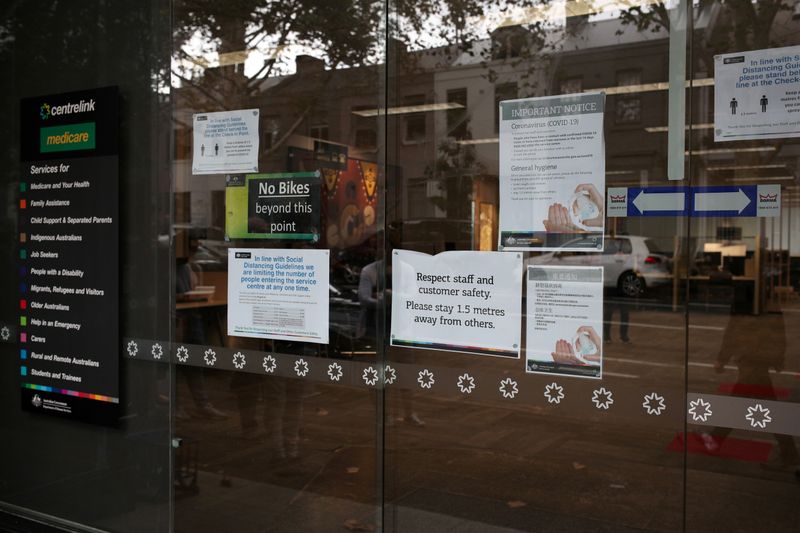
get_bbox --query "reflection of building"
[173,5,800,276]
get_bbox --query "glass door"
[383,1,691,530]
[686,2,800,531]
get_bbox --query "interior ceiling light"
[688,146,776,155]
[493,0,667,28]
[727,176,795,182]
[708,164,786,171]
[456,137,499,145]
[645,123,714,133]
[190,50,251,69]
[589,78,713,96]
[352,102,464,117]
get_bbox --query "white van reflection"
[528,235,671,297]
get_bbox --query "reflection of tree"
[619,0,792,68]
[172,1,573,153]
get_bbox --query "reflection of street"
[700,311,799,467]
[172,301,799,531]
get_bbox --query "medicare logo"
[40,99,96,120]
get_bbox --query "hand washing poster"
[228,248,329,344]
[390,250,522,358]
[498,92,605,252]
[526,265,603,379]
[715,45,800,142]
[193,109,259,174]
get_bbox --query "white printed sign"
[526,265,604,379]
[193,109,260,174]
[390,250,522,358]
[228,248,329,344]
[498,92,605,252]
[715,46,800,141]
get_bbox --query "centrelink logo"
[40,99,95,120]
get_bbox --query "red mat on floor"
[716,383,790,399]
[668,432,773,463]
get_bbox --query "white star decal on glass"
[591,387,614,410]
[383,365,397,385]
[203,348,217,366]
[745,403,772,429]
[457,373,476,394]
[544,382,565,404]
[176,345,189,363]
[294,358,309,377]
[151,343,163,360]
[499,378,519,399]
[688,398,712,422]
[417,369,435,389]
[0,326,10,341]
[262,355,277,373]
[327,362,343,381]
[642,392,666,416]
[363,366,379,386]
[232,352,246,369]
[127,340,138,357]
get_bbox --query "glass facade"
[1,1,799,531]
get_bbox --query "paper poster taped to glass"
[498,92,605,252]
[526,265,604,379]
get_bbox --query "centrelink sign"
[40,99,96,120]
[21,87,117,161]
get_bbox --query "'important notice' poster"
[498,92,605,252]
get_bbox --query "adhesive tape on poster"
[569,191,600,231]
[572,331,600,366]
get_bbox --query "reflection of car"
[529,235,671,296]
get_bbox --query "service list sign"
[19,87,119,424]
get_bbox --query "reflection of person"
[214,142,219,156]
[730,97,738,115]
[358,235,424,426]
[543,183,603,232]
[603,285,630,344]
[230,338,307,459]
[702,312,798,469]
[551,326,601,365]
[760,95,768,112]
[201,143,205,156]
[175,237,228,420]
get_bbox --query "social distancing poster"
[193,108,259,174]
[390,250,522,358]
[715,45,800,141]
[228,248,329,344]
[498,92,606,252]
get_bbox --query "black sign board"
[18,87,119,425]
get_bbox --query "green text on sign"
[40,122,96,153]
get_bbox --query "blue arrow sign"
[608,184,781,218]
[690,186,756,217]
[627,186,689,217]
